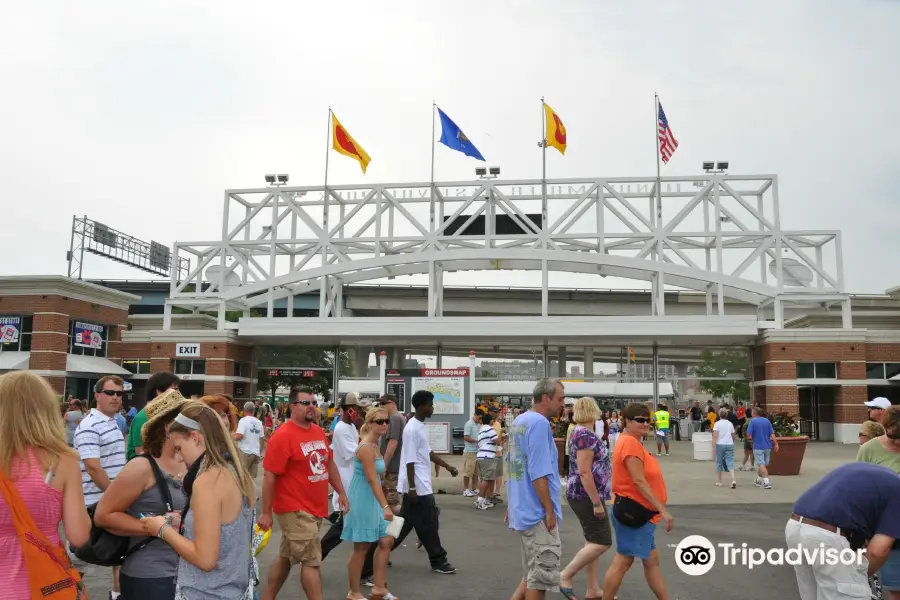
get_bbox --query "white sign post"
[175,343,201,357]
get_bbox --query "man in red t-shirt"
[258,385,349,600]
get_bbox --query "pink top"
[0,449,63,598]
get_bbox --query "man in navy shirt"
[745,407,779,489]
[787,462,900,599]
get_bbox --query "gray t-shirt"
[64,411,83,446]
[123,466,187,578]
[380,412,406,474]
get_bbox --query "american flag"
[657,102,678,164]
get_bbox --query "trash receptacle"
[678,419,693,441]
[692,432,713,461]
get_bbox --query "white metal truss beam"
[165,174,845,330]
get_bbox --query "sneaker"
[432,562,458,574]
[665,452,670,456]
[362,578,374,587]
[656,453,662,456]
[754,478,762,487]
[730,481,737,489]
[490,495,503,504]
[715,482,722,487]
[763,483,772,490]
[475,499,492,510]
[462,489,476,497]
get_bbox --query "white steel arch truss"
[166,174,847,330]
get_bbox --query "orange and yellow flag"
[331,112,371,173]
[543,102,567,155]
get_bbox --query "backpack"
[0,462,87,600]
[71,454,173,567]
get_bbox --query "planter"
[554,438,566,476]
[767,436,809,476]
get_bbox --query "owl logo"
[457,130,469,143]
[308,450,327,475]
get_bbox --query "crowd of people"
[1,366,898,600]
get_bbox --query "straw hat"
[141,388,188,444]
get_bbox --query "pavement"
[78,439,860,599]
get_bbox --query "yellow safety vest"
[654,410,670,430]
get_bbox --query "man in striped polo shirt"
[74,374,127,600]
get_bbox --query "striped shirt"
[74,408,126,506]
[477,424,499,460]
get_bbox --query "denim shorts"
[716,445,734,472]
[753,449,772,466]
[881,548,900,591]
[609,507,657,560]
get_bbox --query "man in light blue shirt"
[746,406,779,490]
[506,378,565,600]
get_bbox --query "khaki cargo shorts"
[476,458,498,481]
[382,471,400,507]
[519,521,562,591]
[462,452,477,478]
[275,510,323,567]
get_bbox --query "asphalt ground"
[80,498,803,600]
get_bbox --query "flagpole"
[321,106,331,317]
[541,97,547,241]
[654,93,662,221]
[430,102,436,233]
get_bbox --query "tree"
[256,346,351,403]
[692,349,750,402]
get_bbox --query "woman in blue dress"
[342,407,396,600]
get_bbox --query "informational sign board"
[425,421,451,454]
[267,368,325,378]
[175,343,201,357]
[0,317,21,344]
[74,322,104,349]
[386,382,406,406]
[412,377,464,415]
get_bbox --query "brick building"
[1,275,898,443]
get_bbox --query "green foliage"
[255,346,352,403]
[693,349,750,402]
[770,411,802,437]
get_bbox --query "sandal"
[370,593,398,600]
[559,587,578,600]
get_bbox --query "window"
[868,362,900,380]
[68,320,108,357]
[867,363,885,379]
[796,362,836,379]
[122,359,151,375]
[174,359,206,375]
[0,316,32,352]
[234,362,251,378]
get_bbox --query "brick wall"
[865,344,900,362]
[755,386,799,415]
[835,386,867,424]
[758,342,864,362]
[765,361,796,379]
[837,361,865,379]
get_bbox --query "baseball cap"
[342,392,360,407]
[864,397,891,410]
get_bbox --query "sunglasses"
[631,417,651,424]
[291,400,317,406]
[372,418,389,425]
[99,390,124,397]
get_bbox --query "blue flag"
[437,108,485,161]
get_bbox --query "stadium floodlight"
[277,174,289,183]
[475,167,487,176]
[702,161,715,172]
[264,174,276,184]
[489,166,500,176]
[716,161,729,171]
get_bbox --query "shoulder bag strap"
[123,454,174,558]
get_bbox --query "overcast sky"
[2,1,897,294]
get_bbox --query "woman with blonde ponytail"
[341,408,396,600]
[141,401,257,599]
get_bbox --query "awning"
[66,355,131,376]
[0,351,30,370]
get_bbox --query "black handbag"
[612,494,658,529]
[72,454,173,566]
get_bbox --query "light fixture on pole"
[265,173,290,187]
[702,161,729,174]
[476,166,500,180]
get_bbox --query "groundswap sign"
[74,322,104,349]
[0,317,20,344]
[411,368,468,415]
